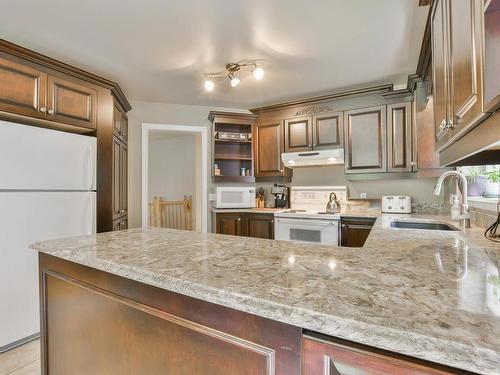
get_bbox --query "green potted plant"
[484,167,500,197]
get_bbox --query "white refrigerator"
[0,120,96,352]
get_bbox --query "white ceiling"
[0,0,428,109]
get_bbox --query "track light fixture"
[203,60,264,91]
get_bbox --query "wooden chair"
[149,195,193,230]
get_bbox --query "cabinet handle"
[237,217,241,221]
[280,169,284,173]
[39,107,46,113]
[48,109,54,115]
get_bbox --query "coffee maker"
[271,184,289,208]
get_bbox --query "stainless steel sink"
[390,221,459,231]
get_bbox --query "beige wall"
[127,100,249,228]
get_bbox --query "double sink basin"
[390,220,459,231]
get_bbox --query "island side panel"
[38,253,301,375]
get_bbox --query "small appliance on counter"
[215,186,256,208]
[271,184,290,208]
[381,196,411,213]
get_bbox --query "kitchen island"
[32,214,499,374]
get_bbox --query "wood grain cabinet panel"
[312,111,344,150]
[245,214,274,240]
[284,116,312,152]
[113,103,128,142]
[47,74,97,130]
[344,105,387,174]
[303,336,454,375]
[0,54,47,119]
[216,213,245,237]
[387,102,412,172]
[112,137,127,220]
[431,0,451,147]
[449,0,483,134]
[255,121,285,177]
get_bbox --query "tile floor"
[0,340,40,375]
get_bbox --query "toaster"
[382,196,411,214]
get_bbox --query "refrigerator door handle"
[86,144,96,191]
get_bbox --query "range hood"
[282,149,344,168]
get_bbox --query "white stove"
[274,186,346,245]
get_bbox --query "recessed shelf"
[213,175,255,183]
[214,139,252,143]
[214,155,252,160]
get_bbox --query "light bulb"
[204,79,214,91]
[252,67,264,80]
[229,74,240,87]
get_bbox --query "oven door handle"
[275,218,339,226]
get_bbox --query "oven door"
[274,217,339,245]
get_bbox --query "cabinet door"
[0,54,47,119]
[284,116,312,152]
[246,214,274,239]
[431,0,452,148]
[387,102,413,172]
[312,111,343,150]
[303,336,453,375]
[47,74,97,129]
[112,137,127,220]
[216,213,244,236]
[255,121,286,177]
[449,0,483,134]
[344,106,387,174]
[120,141,128,217]
[113,103,128,142]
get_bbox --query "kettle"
[325,192,341,214]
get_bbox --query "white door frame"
[141,123,208,232]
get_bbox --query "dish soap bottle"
[450,194,461,221]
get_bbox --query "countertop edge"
[32,242,499,375]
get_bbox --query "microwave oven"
[215,186,256,208]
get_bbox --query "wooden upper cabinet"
[0,54,47,119]
[431,0,451,147]
[255,121,288,178]
[312,111,344,150]
[344,105,387,174]
[113,103,128,142]
[387,102,412,172]
[284,116,312,152]
[47,74,97,130]
[449,0,483,135]
[303,336,454,375]
[112,137,127,220]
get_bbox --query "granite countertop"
[31,214,500,374]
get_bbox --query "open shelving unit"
[208,111,258,183]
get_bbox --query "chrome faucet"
[433,170,470,229]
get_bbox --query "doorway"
[141,123,208,232]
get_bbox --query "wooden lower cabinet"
[340,217,376,247]
[245,214,274,239]
[215,212,274,239]
[40,254,301,375]
[302,335,455,375]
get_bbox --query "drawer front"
[303,336,453,375]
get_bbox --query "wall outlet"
[208,193,216,202]
[360,193,367,199]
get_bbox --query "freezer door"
[0,120,96,190]
[0,191,95,349]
